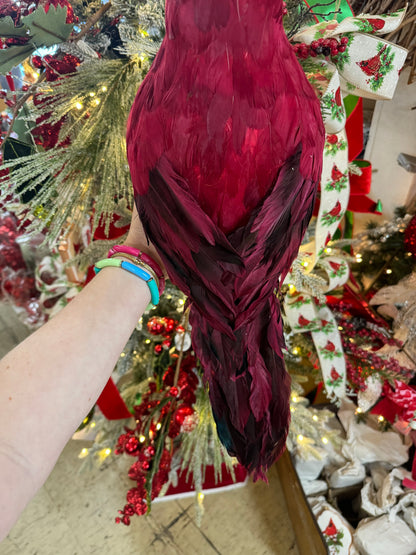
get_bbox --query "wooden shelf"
[275,450,328,555]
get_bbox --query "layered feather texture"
[127,0,325,478]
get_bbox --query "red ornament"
[154,344,163,355]
[169,386,179,397]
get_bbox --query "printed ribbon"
[285,257,349,399]
[283,6,408,400]
[297,7,408,266]
[294,9,408,101]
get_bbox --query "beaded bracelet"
[110,253,160,292]
[108,245,165,295]
[94,258,160,306]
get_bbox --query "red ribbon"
[96,377,132,420]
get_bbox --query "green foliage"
[1,56,148,240]
[352,215,415,292]
[0,6,73,73]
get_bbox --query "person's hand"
[124,204,167,277]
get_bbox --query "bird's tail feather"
[137,146,318,478]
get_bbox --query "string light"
[120,352,126,357]
[378,415,385,422]
[139,435,146,443]
[105,448,111,455]
[355,407,362,414]
[325,247,332,254]
[385,268,392,274]
[156,422,162,430]
[145,339,151,344]
[178,299,185,305]
[94,98,100,105]
[89,92,95,97]
[75,102,83,110]
[312,415,318,421]
[90,422,96,428]
[101,86,107,92]
[292,347,300,355]
[297,434,304,443]
[78,448,89,458]
[321,437,329,444]
[288,284,296,295]
[198,492,205,502]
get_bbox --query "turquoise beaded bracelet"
[94,258,160,306]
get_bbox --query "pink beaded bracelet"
[108,245,165,295]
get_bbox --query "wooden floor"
[0,303,300,554]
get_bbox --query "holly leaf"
[0,16,29,37]
[21,5,73,48]
[0,44,34,74]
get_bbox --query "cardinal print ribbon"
[294,8,408,100]
[292,7,408,267]
[284,257,349,400]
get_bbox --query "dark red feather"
[127,0,325,478]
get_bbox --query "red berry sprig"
[293,36,349,60]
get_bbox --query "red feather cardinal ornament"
[127,0,324,479]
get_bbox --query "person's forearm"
[0,267,150,540]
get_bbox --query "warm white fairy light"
[78,448,89,459]
[139,435,146,443]
[75,102,83,110]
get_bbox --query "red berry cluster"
[328,302,414,391]
[293,36,349,59]
[114,353,199,525]
[147,316,178,354]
